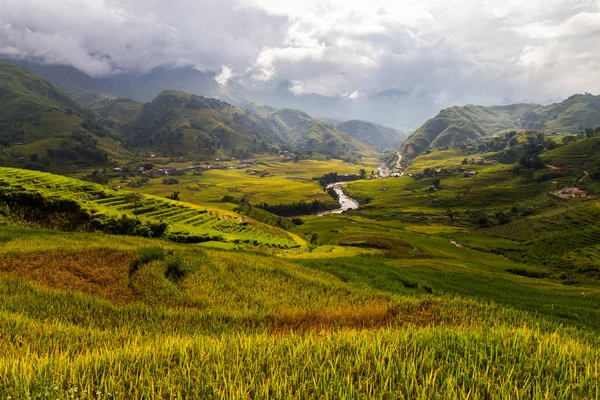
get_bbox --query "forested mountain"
[257,108,374,158]
[402,94,600,155]
[125,93,375,159]
[4,60,443,128]
[0,62,129,170]
[123,91,285,158]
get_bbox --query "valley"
[2,58,600,398]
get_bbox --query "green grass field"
[112,157,379,211]
[1,223,600,398]
[3,138,600,398]
[0,167,300,248]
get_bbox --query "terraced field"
[483,202,600,270]
[0,168,300,248]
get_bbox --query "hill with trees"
[402,94,600,156]
[123,91,288,158]
[255,107,375,159]
[0,62,130,171]
[124,94,376,160]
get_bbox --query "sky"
[1,0,599,106]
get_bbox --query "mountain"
[7,60,255,106]
[0,62,129,171]
[335,120,411,149]
[255,81,439,128]
[124,91,287,158]
[255,107,374,158]
[402,94,600,155]
[95,98,144,127]
[124,92,375,159]
[3,60,444,128]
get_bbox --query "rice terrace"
[2,2,600,398]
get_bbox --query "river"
[316,152,404,217]
[317,182,360,216]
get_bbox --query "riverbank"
[317,182,360,216]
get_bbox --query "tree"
[310,233,319,245]
[590,159,600,181]
[585,128,594,138]
[462,158,468,165]
[166,191,180,200]
[432,178,441,190]
[359,169,367,178]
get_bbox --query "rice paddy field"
[109,156,379,212]
[1,222,600,398]
[0,167,300,248]
[2,143,600,398]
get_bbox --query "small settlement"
[550,187,587,200]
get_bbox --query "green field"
[0,167,300,248]
[111,157,379,211]
[1,222,600,398]
[3,135,600,397]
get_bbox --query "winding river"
[317,182,360,216]
[316,153,404,217]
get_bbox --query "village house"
[139,166,177,179]
[551,187,587,199]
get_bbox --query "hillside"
[96,98,144,127]
[125,93,376,160]
[0,167,299,248]
[335,119,410,149]
[124,91,287,158]
[402,94,600,155]
[4,60,457,129]
[0,62,130,170]
[251,107,376,159]
[7,60,255,105]
[3,221,600,398]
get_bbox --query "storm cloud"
[1,0,599,107]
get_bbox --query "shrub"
[166,191,180,200]
[130,247,169,277]
[164,253,196,282]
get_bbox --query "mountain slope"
[2,60,459,128]
[125,93,376,159]
[7,60,255,106]
[251,107,375,158]
[124,91,286,158]
[335,120,410,149]
[401,104,538,155]
[96,98,144,127]
[402,94,600,155]
[0,62,130,170]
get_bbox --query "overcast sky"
[1,0,599,106]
